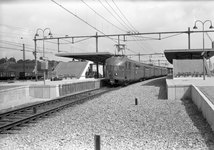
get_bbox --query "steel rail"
[0,87,117,133]
[0,88,102,119]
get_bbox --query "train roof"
[109,56,167,68]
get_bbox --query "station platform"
[166,76,214,131]
[0,78,107,112]
[166,76,214,100]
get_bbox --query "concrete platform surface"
[166,76,214,132]
[198,86,214,106]
[166,76,214,87]
[166,76,214,100]
[0,78,102,89]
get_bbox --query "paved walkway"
[166,76,214,87]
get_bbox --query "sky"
[1,0,214,66]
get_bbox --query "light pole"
[21,37,26,79]
[35,28,52,85]
[193,20,214,80]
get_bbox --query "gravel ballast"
[0,77,214,150]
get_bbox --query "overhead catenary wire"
[111,0,138,33]
[0,24,34,33]
[98,0,148,53]
[60,37,93,44]
[160,33,184,40]
[81,0,126,33]
[110,0,156,53]
[51,0,117,43]
[0,24,100,54]
[98,0,130,32]
[0,39,58,52]
[104,0,134,33]
[205,32,213,42]
[102,0,154,53]
[0,23,66,37]
[0,46,56,54]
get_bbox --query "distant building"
[0,61,58,80]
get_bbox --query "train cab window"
[114,66,118,71]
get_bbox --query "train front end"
[105,56,125,85]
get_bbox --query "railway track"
[0,87,118,133]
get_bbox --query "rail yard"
[1,1,214,150]
[0,77,214,150]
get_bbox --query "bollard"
[135,98,138,105]
[94,135,101,150]
[33,107,37,114]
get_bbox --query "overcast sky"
[1,0,214,64]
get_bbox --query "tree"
[17,59,24,64]
[8,57,16,63]
[0,58,7,64]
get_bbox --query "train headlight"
[114,73,117,76]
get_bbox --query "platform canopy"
[164,48,214,64]
[56,52,115,64]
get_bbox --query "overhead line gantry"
[34,28,214,53]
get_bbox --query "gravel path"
[0,77,214,150]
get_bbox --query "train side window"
[129,62,131,70]
[125,62,128,69]
[135,64,140,70]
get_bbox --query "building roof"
[164,48,214,64]
[55,52,114,64]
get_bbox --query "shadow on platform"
[141,77,167,100]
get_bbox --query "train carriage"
[105,56,167,85]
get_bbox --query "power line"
[98,0,130,32]
[101,0,152,53]
[104,0,133,32]
[160,33,184,39]
[51,0,117,43]
[205,32,213,42]
[60,37,93,44]
[110,0,156,53]
[81,0,126,33]
[111,0,138,32]
[98,0,148,53]
[0,24,34,33]
[0,39,58,52]
[0,46,56,54]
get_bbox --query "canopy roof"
[164,49,214,64]
[55,52,114,64]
